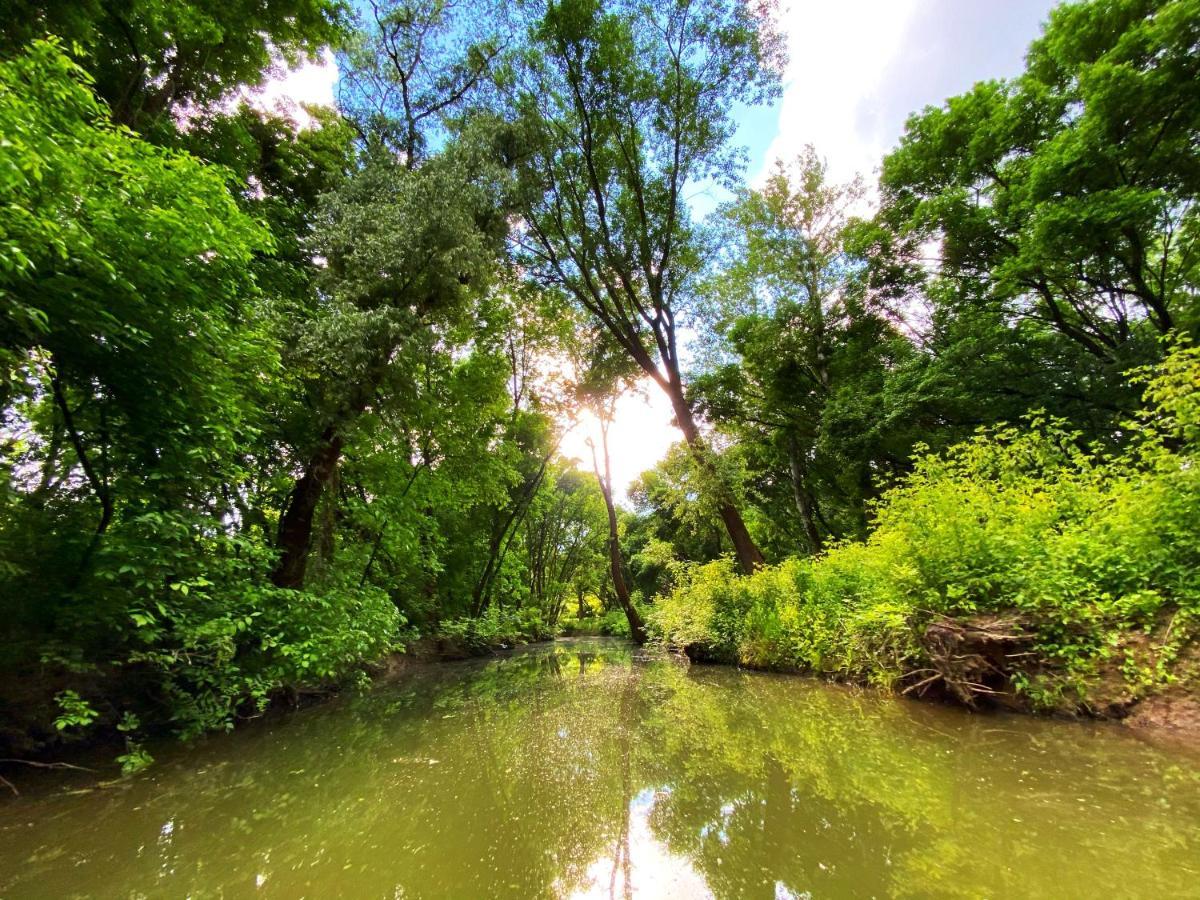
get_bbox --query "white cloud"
[601,2,1064,491]
[761,0,1059,189]
[763,0,921,187]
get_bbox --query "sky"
[261,0,1061,502]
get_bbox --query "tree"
[0,41,272,579]
[1,0,346,133]
[586,400,646,642]
[627,442,740,564]
[0,42,405,750]
[693,149,922,551]
[521,467,608,626]
[572,326,647,639]
[508,0,785,574]
[270,0,511,588]
[877,0,1200,370]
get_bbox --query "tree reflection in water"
[1,639,1198,898]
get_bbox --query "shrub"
[435,605,554,654]
[29,512,402,745]
[651,345,1200,709]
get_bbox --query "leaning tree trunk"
[272,426,344,589]
[589,426,646,643]
[271,353,391,590]
[665,382,764,575]
[471,451,553,616]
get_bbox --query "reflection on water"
[2,638,1199,898]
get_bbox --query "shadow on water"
[2,637,1199,898]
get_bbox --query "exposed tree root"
[909,614,1035,707]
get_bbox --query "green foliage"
[560,607,641,638]
[0,40,271,402]
[653,344,1200,708]
[437,605,555,654]
[508,0,785,574]
[52,690,98,732]
[4,0,1200,768]
[0,40,402,756]
[878,0,1200,365]
[54,507,401,740]
[694,148,924,552]
[116,743,154,776]
[1,0,346,134]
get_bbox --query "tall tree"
[1,0,346,134]
[271,0,510,588]
[508,0,785,574]
[522,467,607,626]
[0,41,272,580]
[573,326,646,639]
[694,149,920,551]
[586,399,646,642]
[877,0,1200,370]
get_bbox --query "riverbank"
[649,563,1200,742]
[4,627,1198,802]
[670,626,1200,744]
[650,347,1200,741]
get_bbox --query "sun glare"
[560,379,680,505]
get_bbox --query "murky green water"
[3,639,1199,899]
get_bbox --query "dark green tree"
[694,149,920,551]
[877,0,1199,372]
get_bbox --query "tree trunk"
[786,433,823,554]
[589,426,646,644]
[471,452,552,616]
[272,426,344,589]
[665,382,764,575]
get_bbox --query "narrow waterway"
[2,638,1198,898]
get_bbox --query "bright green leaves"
[691,149,919,552]
[52,690,98,731]
[0,40,272,424]
[880,0,1200,364]
[655,343,1200,706]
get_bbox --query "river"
[2,638,1198,898]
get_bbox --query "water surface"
[2,638,1199,898]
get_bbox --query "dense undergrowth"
[651,346,1200,714]
[433,606,557,655]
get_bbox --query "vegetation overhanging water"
[3,5,1200,896]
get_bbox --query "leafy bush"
[27,511,402,745]
[435,605,554,654]
[652,345,1200,709]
